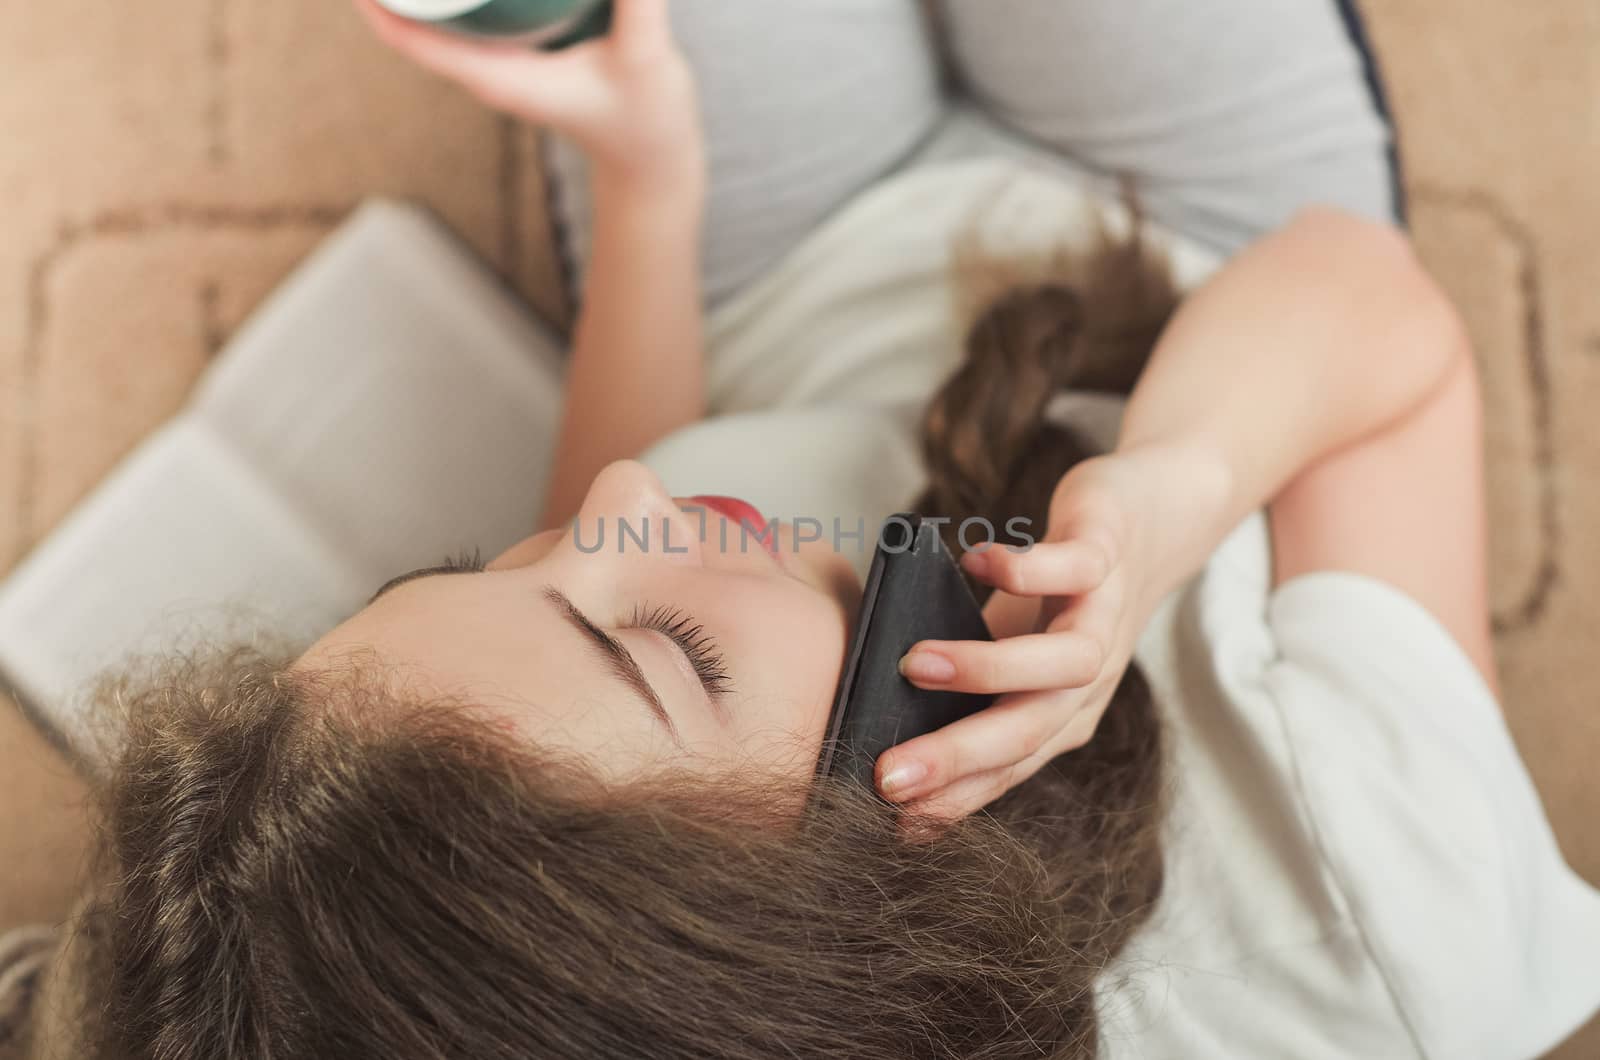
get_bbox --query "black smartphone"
[814,515,995,793]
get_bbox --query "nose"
[566,460,705,566]
[488,461,711,573]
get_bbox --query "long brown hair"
[69,222,1183,1060]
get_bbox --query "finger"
[897,709,1103,822]
[876,688,1088,803]
[1048,472,1130,562]
[355,0,598,119]
[612,0,674,51]
[445,49,603,120]
[898,744,1057,823]
[962,537,1111,598]
[900,771,1014,824]
[900,630,1103,695]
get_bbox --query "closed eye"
[625,604,733,701]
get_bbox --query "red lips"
[685,495,778,555]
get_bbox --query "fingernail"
[880,760,928,797]
[900,651,956,684]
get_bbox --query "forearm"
[1114,208,1468,597]
[358,0,707,529]
[540,171,706,529]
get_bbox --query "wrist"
[1101,438,1236,606]
[591,156,705,229]
[587,104,706,208]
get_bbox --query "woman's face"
[295,461,862,781]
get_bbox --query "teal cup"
[376,0,613,49]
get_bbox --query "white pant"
[544,0,1402,307]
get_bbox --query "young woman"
[9,1,1599,1057]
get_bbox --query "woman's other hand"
[358,0,709,529]
[877,442,1231,822]
[354,0,703,190]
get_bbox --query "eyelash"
[626,604,733,700]
[423,552,732,700]
[440,548,487,573]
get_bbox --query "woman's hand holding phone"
[354,0,703,193]
[878,442,1231,822]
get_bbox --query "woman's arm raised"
[541,154,705,530]
[355,0,707,530]
[1113,207,1468,596]
[882,208,1473,819]
[1123,203,1495,687]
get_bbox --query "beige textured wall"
[1,1,1595,1054]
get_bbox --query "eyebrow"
[369,564,469,604]
[365,566,683,746]
[542,587,683,747]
